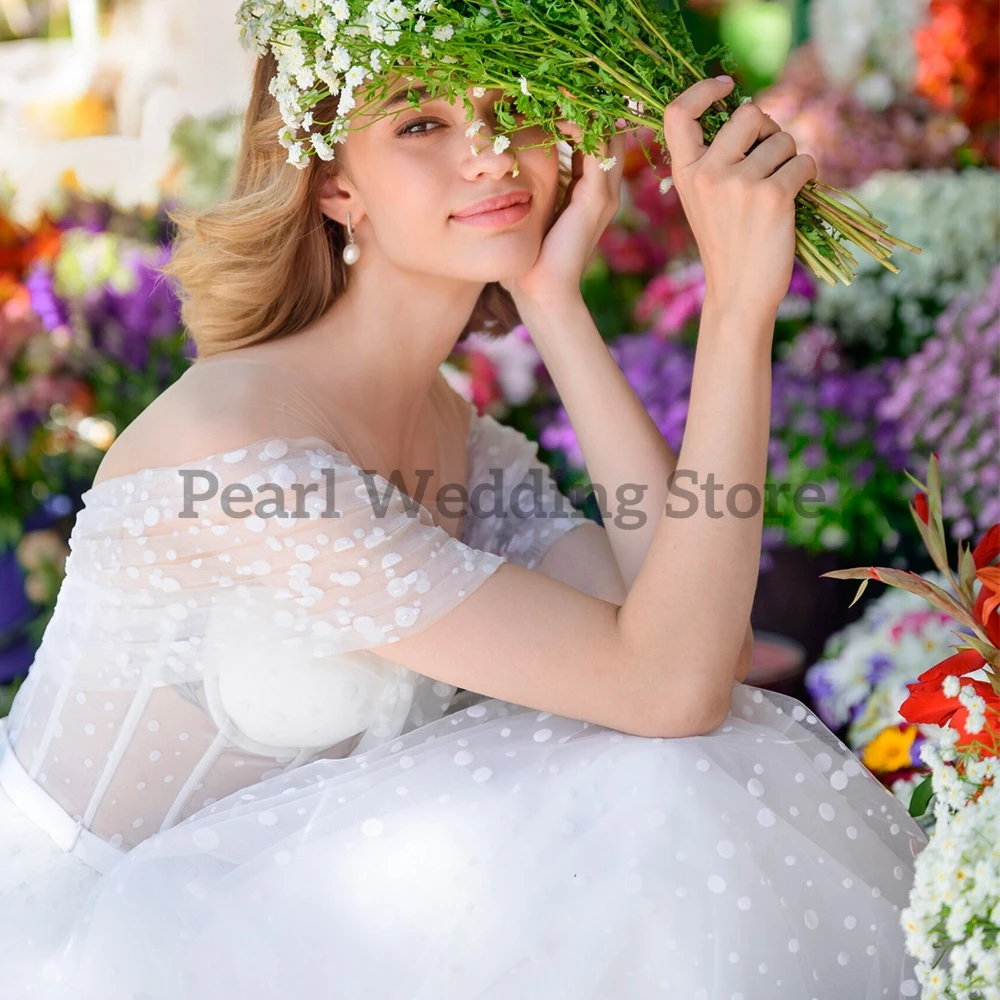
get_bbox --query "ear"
[317,168,364,227]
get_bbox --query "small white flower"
[287,141,308,167]
[319,13,339,44]
[420,43,430,58]
[338,91,357,116]
[330,0,350,20]
[345,65,367,88]
[311,131,336,160]
[464,118,484,137]
[301,110,314,131]
[659,177,674,194]
[492,134,510,155]
[385,0,407,21]
[316,62,341,91]
[330,45,351,72]
[330,118,349,143]
[472,86,485,97]
[370,47,383,73]
[289,0,315,15]
[470,144,480,156]
[599,155,617,171]
[414,15,426,31]
[416,0,435,11]
[943,675,961,698]
[519,75,530,96]
[432,24,454,41]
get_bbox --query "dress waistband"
[0,723,124,876]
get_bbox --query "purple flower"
[83,246,181,370]
[24,265,69,332]
[878,265,1000,538]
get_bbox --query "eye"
[396,117,442,137]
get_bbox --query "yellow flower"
[862,724,919,774]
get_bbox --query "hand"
[500,120,628,312]
[661,77,817,317]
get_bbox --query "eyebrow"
[377,83,435,114]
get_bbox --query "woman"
[0,46,925,1000]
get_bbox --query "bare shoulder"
[89,359,297,488]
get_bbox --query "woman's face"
[319,75,562,286]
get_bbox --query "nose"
[460,89,520,177]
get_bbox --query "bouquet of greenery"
[235,0,920,287]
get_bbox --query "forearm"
[518,296,680,589]
[614,298,774,715]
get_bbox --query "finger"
[740,129,798,180]
[769,152,818,199]
[661,76,735,170]
[710,100,780,164]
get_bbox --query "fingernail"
[715,75,733,84]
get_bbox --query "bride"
[0,38,925,1000]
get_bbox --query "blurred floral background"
[1,0,998,812]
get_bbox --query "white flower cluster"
[809,0,931,110]
[237,0,502,169]
[901,736,1000,999]
[813,169,1000,352]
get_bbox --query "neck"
[292,259,484,459]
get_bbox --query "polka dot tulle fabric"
[0,412,925,998]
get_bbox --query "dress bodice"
[2,401,588,863]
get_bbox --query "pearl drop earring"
[342,212,361,266]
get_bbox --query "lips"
[452,190,532,219]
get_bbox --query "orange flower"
[976,565,1000,629]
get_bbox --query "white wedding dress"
[0,396,926,999]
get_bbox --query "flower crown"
[236,0,541,171]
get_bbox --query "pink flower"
[634,262,706,337]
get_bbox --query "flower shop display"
[1,187,191,696]
[809,167,1000,361]
[823,456,999,997]
[234,0,922,287]
[805,570,966,775]
[536,321,913,569]
[755,42,969,191]
[878,264,1000,542]
[808,0,931,110]
[913,0,1000,168]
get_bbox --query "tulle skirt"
[1,685,926,999]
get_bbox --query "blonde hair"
[164,52,521,358]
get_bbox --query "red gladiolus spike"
[972,524,1000,569]
[915,647,987,687]
[913,492,930,525]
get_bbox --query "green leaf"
[908,775,934,818]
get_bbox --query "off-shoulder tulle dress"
[0,402,926,999]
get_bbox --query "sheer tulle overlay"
[0,406,926,999]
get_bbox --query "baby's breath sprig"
[235,0,920,287]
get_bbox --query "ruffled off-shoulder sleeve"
[464,410,591,570]
[64,437,507,687]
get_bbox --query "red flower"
[913,491,930,525]
[972,523,1000,570]
[900,648,999,753]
